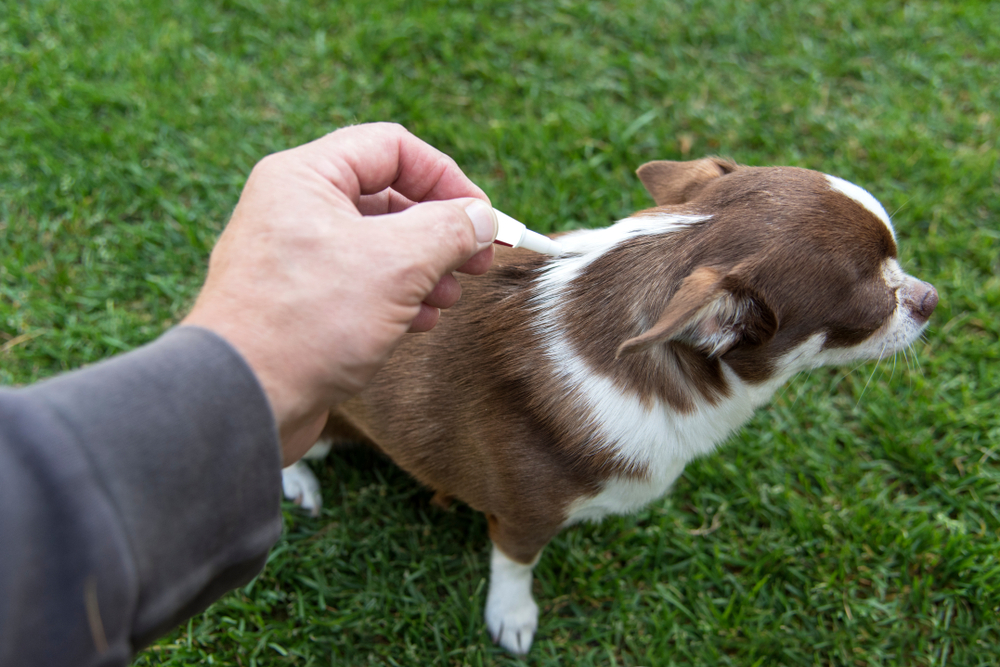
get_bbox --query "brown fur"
[321,158,929,568]
[329,246,606,563]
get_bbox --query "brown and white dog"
[281,158,937,654]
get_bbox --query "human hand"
[181,123,498,465]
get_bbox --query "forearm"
[0,327,282,666]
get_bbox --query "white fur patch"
[281,460,323,517]
[280,438,333,517]
[882,258,906,289]
[485,545,539,655]
[824,174,896,241]
[532,213,711,304]
[562,339,820,526]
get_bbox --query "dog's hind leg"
[280,437,334,516]
[484,515,559,655]
[281,459,323,517]
[282,410,381,517]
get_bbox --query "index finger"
[297,122,490,206]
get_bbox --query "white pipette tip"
[492,209,563,256]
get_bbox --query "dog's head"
[613,158,937,383]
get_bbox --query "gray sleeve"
[0,326,283,667]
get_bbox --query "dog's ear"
[616,266,777,358]
[636,157,737,206]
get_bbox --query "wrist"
[178,312,334,465]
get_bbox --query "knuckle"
[427,153,461,184]
[377,121,409,135]
[252,151,285,176]
[350,121,409,139]
[437,152,460,171]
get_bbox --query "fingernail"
[465,200,497,244]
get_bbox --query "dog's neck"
[532,214,740,410]
[473,215,787,480]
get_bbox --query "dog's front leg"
[484,514,559,654]
[486,543,540,655]
[280,438,333,516]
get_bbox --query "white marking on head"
[824,174,896,241]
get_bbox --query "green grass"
[2,0,999,664]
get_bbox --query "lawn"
[2,0,999,665]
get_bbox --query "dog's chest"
[560,364,786,526]
[562,464,687,526]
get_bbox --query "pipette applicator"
[491,209,563,256]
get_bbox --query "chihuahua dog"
[281,158,937,654]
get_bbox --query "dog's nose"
[905,281,938,324]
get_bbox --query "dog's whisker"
[777,367,814,405]
[911,344,926,379]
[856,341,889,406]
[890,196,912,219]
[790,369,817,406]
[837,358,872,388]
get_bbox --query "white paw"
[486,591,538,655]
[281,461,322,517]
[485,545,540,655]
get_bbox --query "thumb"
[378,198,497,279]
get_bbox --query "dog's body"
[281,158,937,654]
